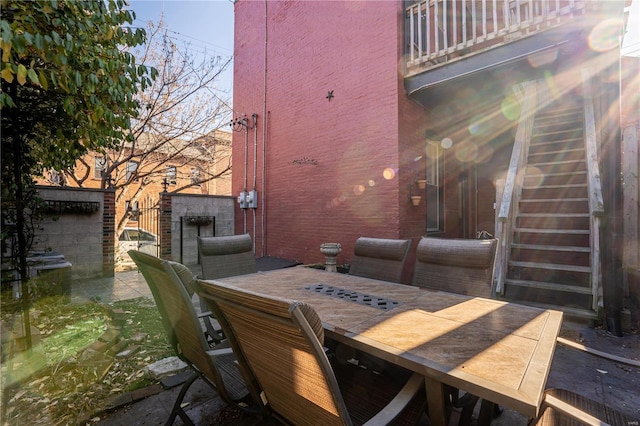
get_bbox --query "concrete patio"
[75,267,639,425]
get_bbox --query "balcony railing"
[406,0,586,74]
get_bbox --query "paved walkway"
[70,270,153,304]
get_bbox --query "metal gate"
[126,196,160,257]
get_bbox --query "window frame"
[425,140,445,233]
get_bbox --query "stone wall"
[34,186,113,278]
[165,193,235,265]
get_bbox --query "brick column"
[102,189,116,277]
[159,192,172,260]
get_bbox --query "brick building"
[231,0,635,324]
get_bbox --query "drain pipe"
[252,113,258,253]
[243,127,248,234]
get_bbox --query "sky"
[127,0,235,96]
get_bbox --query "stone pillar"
[159,192,172,260]
[102,189,116,277]
[320,243,342,272]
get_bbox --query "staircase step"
[519,198,588,204]
[517,213,589,218]
[504,279,593,294]
[528,159,584,167]
[531,130,583,138]
[528,148,584,158]
[522,184,587,190]
[514,227,589,234]
[511,243,590,252]
[508,260,591,273]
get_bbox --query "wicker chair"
[195,279,427,426]
[348,237,411,283]
[532,388,638,425]
[411,237,498,425]
[196,234,257,343]
[128,251,260,426]
[412,237,497,297]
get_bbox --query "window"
[190,167,200,184]
[49,170,62,185]
[94,156,106,179]
[425,141,444,232]
[166,165,177,185]
[126,161,138,182]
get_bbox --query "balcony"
[405,0,596,100]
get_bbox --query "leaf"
[596,369,608,374]
[1,40,11,62]
[1,67,13,83]
[17,64,27,85]
[38,70,48,90]
[27,68,40,86]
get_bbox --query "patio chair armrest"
[362,373,424,426]
[542,393,611,426]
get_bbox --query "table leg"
[424,377,448,426]
[477,399,496,426]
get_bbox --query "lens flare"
[524,166,544,188]
[441,138,453,150]
[468,115,493,136]
[353,185,365,196]
[501,95,520,121]
[588,19,622,52]
[368,180,376,187]
[383,168,396,180]
[455,141,478,163]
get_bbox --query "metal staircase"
[500,91,600,320]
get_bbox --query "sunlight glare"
[501,94,520,121]
[455,141,479,162]
[589,19,623,52]
[383,168,396,180]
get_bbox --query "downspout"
[253,113,258,253]
[243,127,248,234]
[261,0,268,257]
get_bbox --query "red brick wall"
[102,190,115,277]
[159,193,172,260]
[233,1,407,265]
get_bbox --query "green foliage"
[0,0,156,166]
[0,0,157,270]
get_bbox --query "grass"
[1,291,173,425]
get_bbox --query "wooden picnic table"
[204,266,563,425]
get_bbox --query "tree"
[1,0,155,347]
[62,18,233,239]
